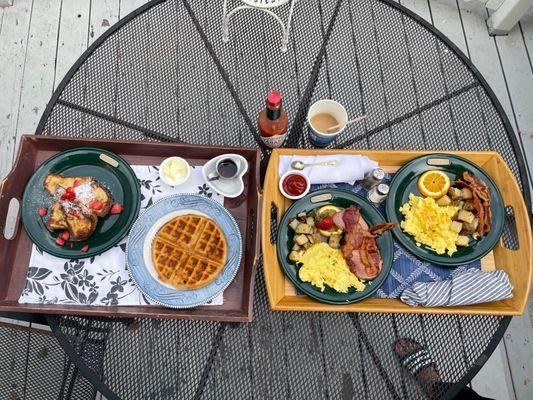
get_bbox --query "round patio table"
[36,0,531,399]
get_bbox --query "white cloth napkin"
[400,269,513,307]
[279,155,378,184]
[18,165,225,307]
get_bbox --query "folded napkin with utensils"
[279,155,378,184]
[400,269,513,307]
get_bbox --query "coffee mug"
[307,99,348,148]
[207,158,240,181]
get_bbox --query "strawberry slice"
[60,230,70,241]
[110,203,124,215]
[80,245,89,252]
[73,179,81,188]
[55,237,66,246]
[69,242,74,249]
[38,207,47,217]
[89,200,103,211]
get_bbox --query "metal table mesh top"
[36,0,530,399]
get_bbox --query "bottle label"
[261,132,287,148]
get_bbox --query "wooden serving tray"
[262,148,533,316]
[0,135,261,322]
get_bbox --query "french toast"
[152,215,227,289]
[43,173,114,241]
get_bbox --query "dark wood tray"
[0,135,261,322]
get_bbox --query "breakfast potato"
[456,235,470,246]
[448,187,462,200]
[463,201,475,211]
[289,251,303,262]
[292,243,301,251]
[294,234,309,246]
[452,200,465,210]
[313,233,323,244]
[306,217,315,227]
[307,234,315,244]
[288,218,299,231]
[295,223,313,234]
[458,210,475,224]
[463,218,479,234]
[460,188,473,200]
[328,234,341,249]
[303,242,312,250]
[450,221,463,233]
[437,195,451,206]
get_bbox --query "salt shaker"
[362,168,385,190]
[367,183,389,205]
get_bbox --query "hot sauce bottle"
[258,91,288,148]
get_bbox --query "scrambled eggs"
[399,193,458,256]
[297,243,366,293]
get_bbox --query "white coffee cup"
[307,99,348,147]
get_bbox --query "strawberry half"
[81,245,89,252]
[89,200,103,211]
[60,230,70,241]
[38,207,47,217]
[55,237,66,246]
[110,203,124,214]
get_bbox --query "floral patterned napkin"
[18,165,225,307]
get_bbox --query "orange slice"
[417,170,451,199]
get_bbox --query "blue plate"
[126,194,242,308]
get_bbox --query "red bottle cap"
[266,91,282,107]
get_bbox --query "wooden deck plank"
[13,0,61,152]
[119,0,150,18]
[428,0,469,54]
[54,0,90,90]
[88,0,119,46]
[0,0,33,180]
[400,0,432,22]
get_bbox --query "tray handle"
[0,172,22,242]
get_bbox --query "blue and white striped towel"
[400,269,513,307]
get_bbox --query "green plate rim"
[21,146,141,259]
[276,188,394,305]
[385,153,505,266]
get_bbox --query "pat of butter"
[163,158,187,182]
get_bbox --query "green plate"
[385,153,504,266]
[21,147,140,259]
[276,189,394,305]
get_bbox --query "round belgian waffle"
[151,214,228,289]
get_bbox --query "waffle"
[151,214,228,290]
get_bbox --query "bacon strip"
[455,172,492,237]
[337,206,395,280]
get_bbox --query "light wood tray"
[261,149,532,316]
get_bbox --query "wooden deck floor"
[0,1,532,399]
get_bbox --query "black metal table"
[35,0,531,399]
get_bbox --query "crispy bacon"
[336,206,395,280]
[455,172,492,237]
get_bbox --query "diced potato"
[288,219,299,231]
[303,242,312,250]
[313,233,323,244]
[329,234,341,249]
[294,234,309,246]
[289,251,302,262]
[456,235,470,246]
[457,210,475,224]
[451,212,460,221]
[306,217,315,227]
[307,234,315,244]
[448,187,462,200]
[297,212,307,218]
[450,221,463,233]
[292,243,301,251]
[437,195,451,206]
[452,200,465,210]
[460,188,473,200]
[295,223,313,234]
[462,218,479,233]
[463,201,474,211]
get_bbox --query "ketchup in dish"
[282,174,308,196]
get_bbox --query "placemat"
[310,173,481,299]
[18,165,225,307]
